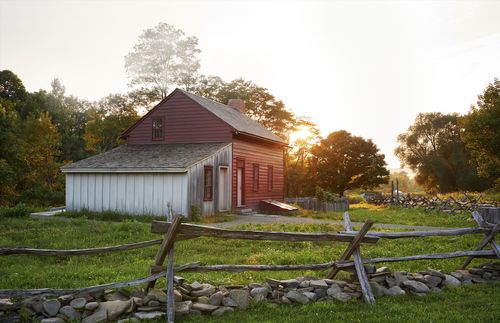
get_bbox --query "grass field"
[1,206,498,322]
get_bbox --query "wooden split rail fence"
[1,210,499,321]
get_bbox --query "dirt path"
[213,214,453,231]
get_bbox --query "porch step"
[237,208,257,215]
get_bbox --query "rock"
[376,266,391,274]
[394,272,409,286]
[369,282,386,297]
[212,306,234,316]
[191,287,216,297]
[173,290,183,302]
[325,279,347,287]
[364,265,376,274]
[310,279,329,288]
[104,291,129,302]
[41,318,65,323]
[189,309,202,315]
[469,268,485,276]
[332,292,352,302]
[402,280,430,293]
[174,276,185,285]
[133,311,165,320]
[281,296,292,304]
[222,297,238,307]
[472,277,486,283]
[147,289,167,303]
[137,306,161,312]
[302,292,317,301]
[424,275,442,287]
[315,288,327,299]
[31,298,44,314]
[175,301,192,315]
[60,305,82,320]
[250,287,269,301]
[248,283,263,289]
[191,302,219,313]
[384,286,406,296]
[82,308,107,323]
[209,291,224,306]
[425,268,446,279]
[84,302,99,311]
[228,290,250,310]
[129,290,145,298]
[43,299,61,317]
[386,277,398,288]
[285,291,309,304]
[70,297,87,310]
[326,285,342,296]
[197,296,209,304]
[100,300,133,321]
[450,271,464,281]
[483,272,493,280]
[57,295,74,306]
[189,281,203,290]
[147,300,160,307]
[442,274,461,287]
[280,279,300,289]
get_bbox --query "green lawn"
[0,207,498,322]
[296,203,475,228]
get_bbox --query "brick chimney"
[227,99,245,113]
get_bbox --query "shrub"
[190,204,202,222]
[348,194,364,204]
[0,203,30,218]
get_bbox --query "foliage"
[378,171,423,194]
[461,78,500,188]
[84,94,139,154]
[125,22,201,98]
[62,209,159,223]
[0,203,30,218]
[311,130,389,197]
[395,113,489,193]
[314,186,341,202]
[190,204,202,222]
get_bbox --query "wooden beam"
[326,219,374,279]
[335,249,496,269]
[460,222,500,269]
[146,215,182,291]
[340,227,490,239]
[0,239,163,256]
[166,205,175,323]
[151,221,379,243]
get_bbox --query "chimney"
[227,99,245,113]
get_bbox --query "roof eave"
[60,167,187,174]
[234,131,287,146]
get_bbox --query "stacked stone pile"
[1,262,499,322]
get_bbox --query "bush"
[314,187,341,202]
[0,203,30,218]
[348,195,363,204]
[190,204,202,222]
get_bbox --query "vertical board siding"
[187,144,232,216]
[232,139,285,210]
[65,173,188,216]
[126,91,234,144]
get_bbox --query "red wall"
[125,91,234,144]
[232,138,284,210]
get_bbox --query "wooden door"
[218,166,229,211]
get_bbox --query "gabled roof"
[61,143,230,173]
[121,88,286,144]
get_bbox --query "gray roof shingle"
[61,143,230,172]
[179,89,286,144]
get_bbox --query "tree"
[0,70,27,103]
[310,130,389,197]
[395,112,488,193]
[84,94,140,154]
[125,22,201,98]
[461,79,500,188]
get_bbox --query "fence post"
[460,221,500,269]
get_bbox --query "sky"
[1,0,500,168]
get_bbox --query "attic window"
[152,117,163,140]
[204,166,213,201]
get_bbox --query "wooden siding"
[65,173,188,216]
[187,144,232,216]
[126,91,234,144]
[232,138,284,210]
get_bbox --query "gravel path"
[212,214,453,231]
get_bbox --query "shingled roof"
[61,143,230,172]
[177,89,286,144]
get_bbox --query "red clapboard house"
[61,89,287,216]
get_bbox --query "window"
[204,166,213,201]
[152,117,163,140]
[252,164,259,191]
[267,165,273,191]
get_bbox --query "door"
[237,167,243,207]
[218,166,229,211]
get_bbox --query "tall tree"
[395,112,488,193]
[84,94,140,154]
[461,78,500,188]
[125,22,201,99]
[310,130,389,197]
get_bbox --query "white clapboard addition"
[65,173,188,216]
